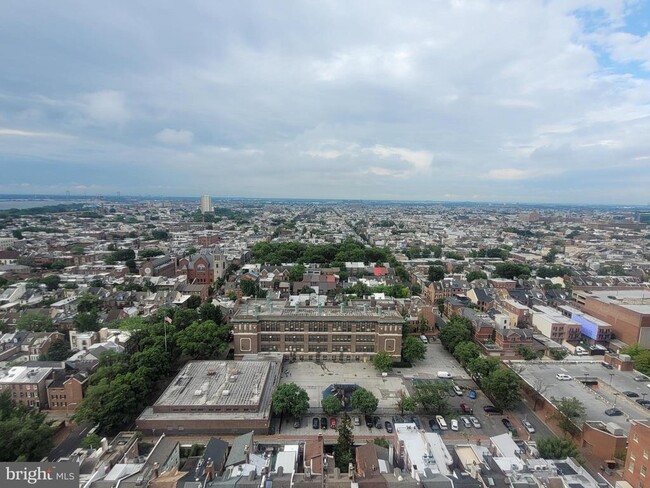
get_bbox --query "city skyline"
[1,1,650,203]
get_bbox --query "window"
[635,433,640,443]
[643,466,647,477]
[630,460,636,473]
[644,450,649,460]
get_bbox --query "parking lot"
[516,360,650,434]
[276,341,527,441]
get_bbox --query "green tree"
[186,295,202,309]
[42,274,61,291]
[0,391,55,461]
[335,413,354,472]
[396,391,417,416]
[289,264,305,282]
[402,336,426,364]
[71,246,85,255]
[467,356,501,379]
[493,262,530,279]
[453,341,481,367]
[176,320,230,359]
[140,248,164,258]
[16,313,54,332]
[151,229,170,240]
[482,369,522,410]
[427,265,445,282]
[74,311,100,332]
[173,307,199,329]
[198,302,224,324]
[414,382,451,415]
[81,433,102,449]
[515,345,539,360]
[537,437,580,460]
[373,351,393,372]
[42,339,72,361]
[438,322,472,354]
[321,395,342,416]
[77,294,101,313]
[552,397,586,436]
[466,271,487,282]
[271,383,310,418]
[351,388,379,414]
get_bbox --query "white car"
[461,416,471,428]
[556,373,572,381]
[470,416,481,428]
[522,420,536,433]
[450,419,459,431]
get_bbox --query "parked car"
[353,416,361,426]
[321,417,328,429]
[392,415,403,424]
[634,375,649,382]
[468,390,477,399]
[411,416,422,429]
[450,419,459,431]
[470,416,481,428]
[556,373,572,381]
[428,418,440,432]
[623,391,640,398]
[502,418,514,431]
[453,385,463,396]
[437,371,452,378]
[605,408,623,416]
[385,421,393,433]
[293,417,301,428]
[483,405,503,414]
[460,403,473,414]
[330,417,337,430]
[312,417,320,429]
[365,415,374,428]
[374,416,382,429]
[460,416,471,428]
[522,420,536,433]
[601,362,614,370]
[636,399,650,406]
[435,415,448,430]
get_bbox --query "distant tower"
[200,194,212,214]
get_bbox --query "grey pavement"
[514,360,650,434]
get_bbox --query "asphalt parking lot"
[516,360,650,434]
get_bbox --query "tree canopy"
[537,437,579,460]
[413,382,451,415]
[482,368,522,410]
[16,312,54,332]
[351,387,379,414]
[271,383,310,418]
[427,265,445,282]
[321,395,342,416]
[438,317,472,354]
[251,239,390,266]
[335,413,354,472]
[402,336,426,364]
[372,351,393,372]
[176,320,230,359]
[493,262,531,279]
[0,391,55,461]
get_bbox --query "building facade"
[624,419,650,488]
[231,300,403,361]
[200,195,212,214]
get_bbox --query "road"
[48,420,95,461]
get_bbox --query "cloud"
[0,128,73,139]
[485,168,538,180]
[155,128,194,145]
[79,90,129,124]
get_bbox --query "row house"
[494,327,535,355]
[532,305,582,343]
[47,371,89,412]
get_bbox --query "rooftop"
[0,365,52,384]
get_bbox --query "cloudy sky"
[1,1,649,204]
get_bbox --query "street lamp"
[609,373,614,386]
[642,393,647,402]
[613,393,619,408]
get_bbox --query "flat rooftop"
[587,289,650,314]
[154,360,278,408]
[234,300,402,320]
[0,366,52,384]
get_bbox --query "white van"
[437,371,452,379]
[576,346,589,356]
[435,415,448,430]
[556,373,572,381]
[420,335,428,344]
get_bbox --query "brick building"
[46,372,89,412]
[231,300,403,362]
[0,366,53,408]
[576,289,650,347]
[624,419,650,488]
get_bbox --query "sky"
[1,0,650,204]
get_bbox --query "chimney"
[152,462,159,479]
[205,459,214,481]
[244,444,250,464]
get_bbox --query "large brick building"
[575,289,650,347]
[231,300,403,362]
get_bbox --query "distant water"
[0,199,78,210]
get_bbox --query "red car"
[330,417,337,429]
[460,403,473,414]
